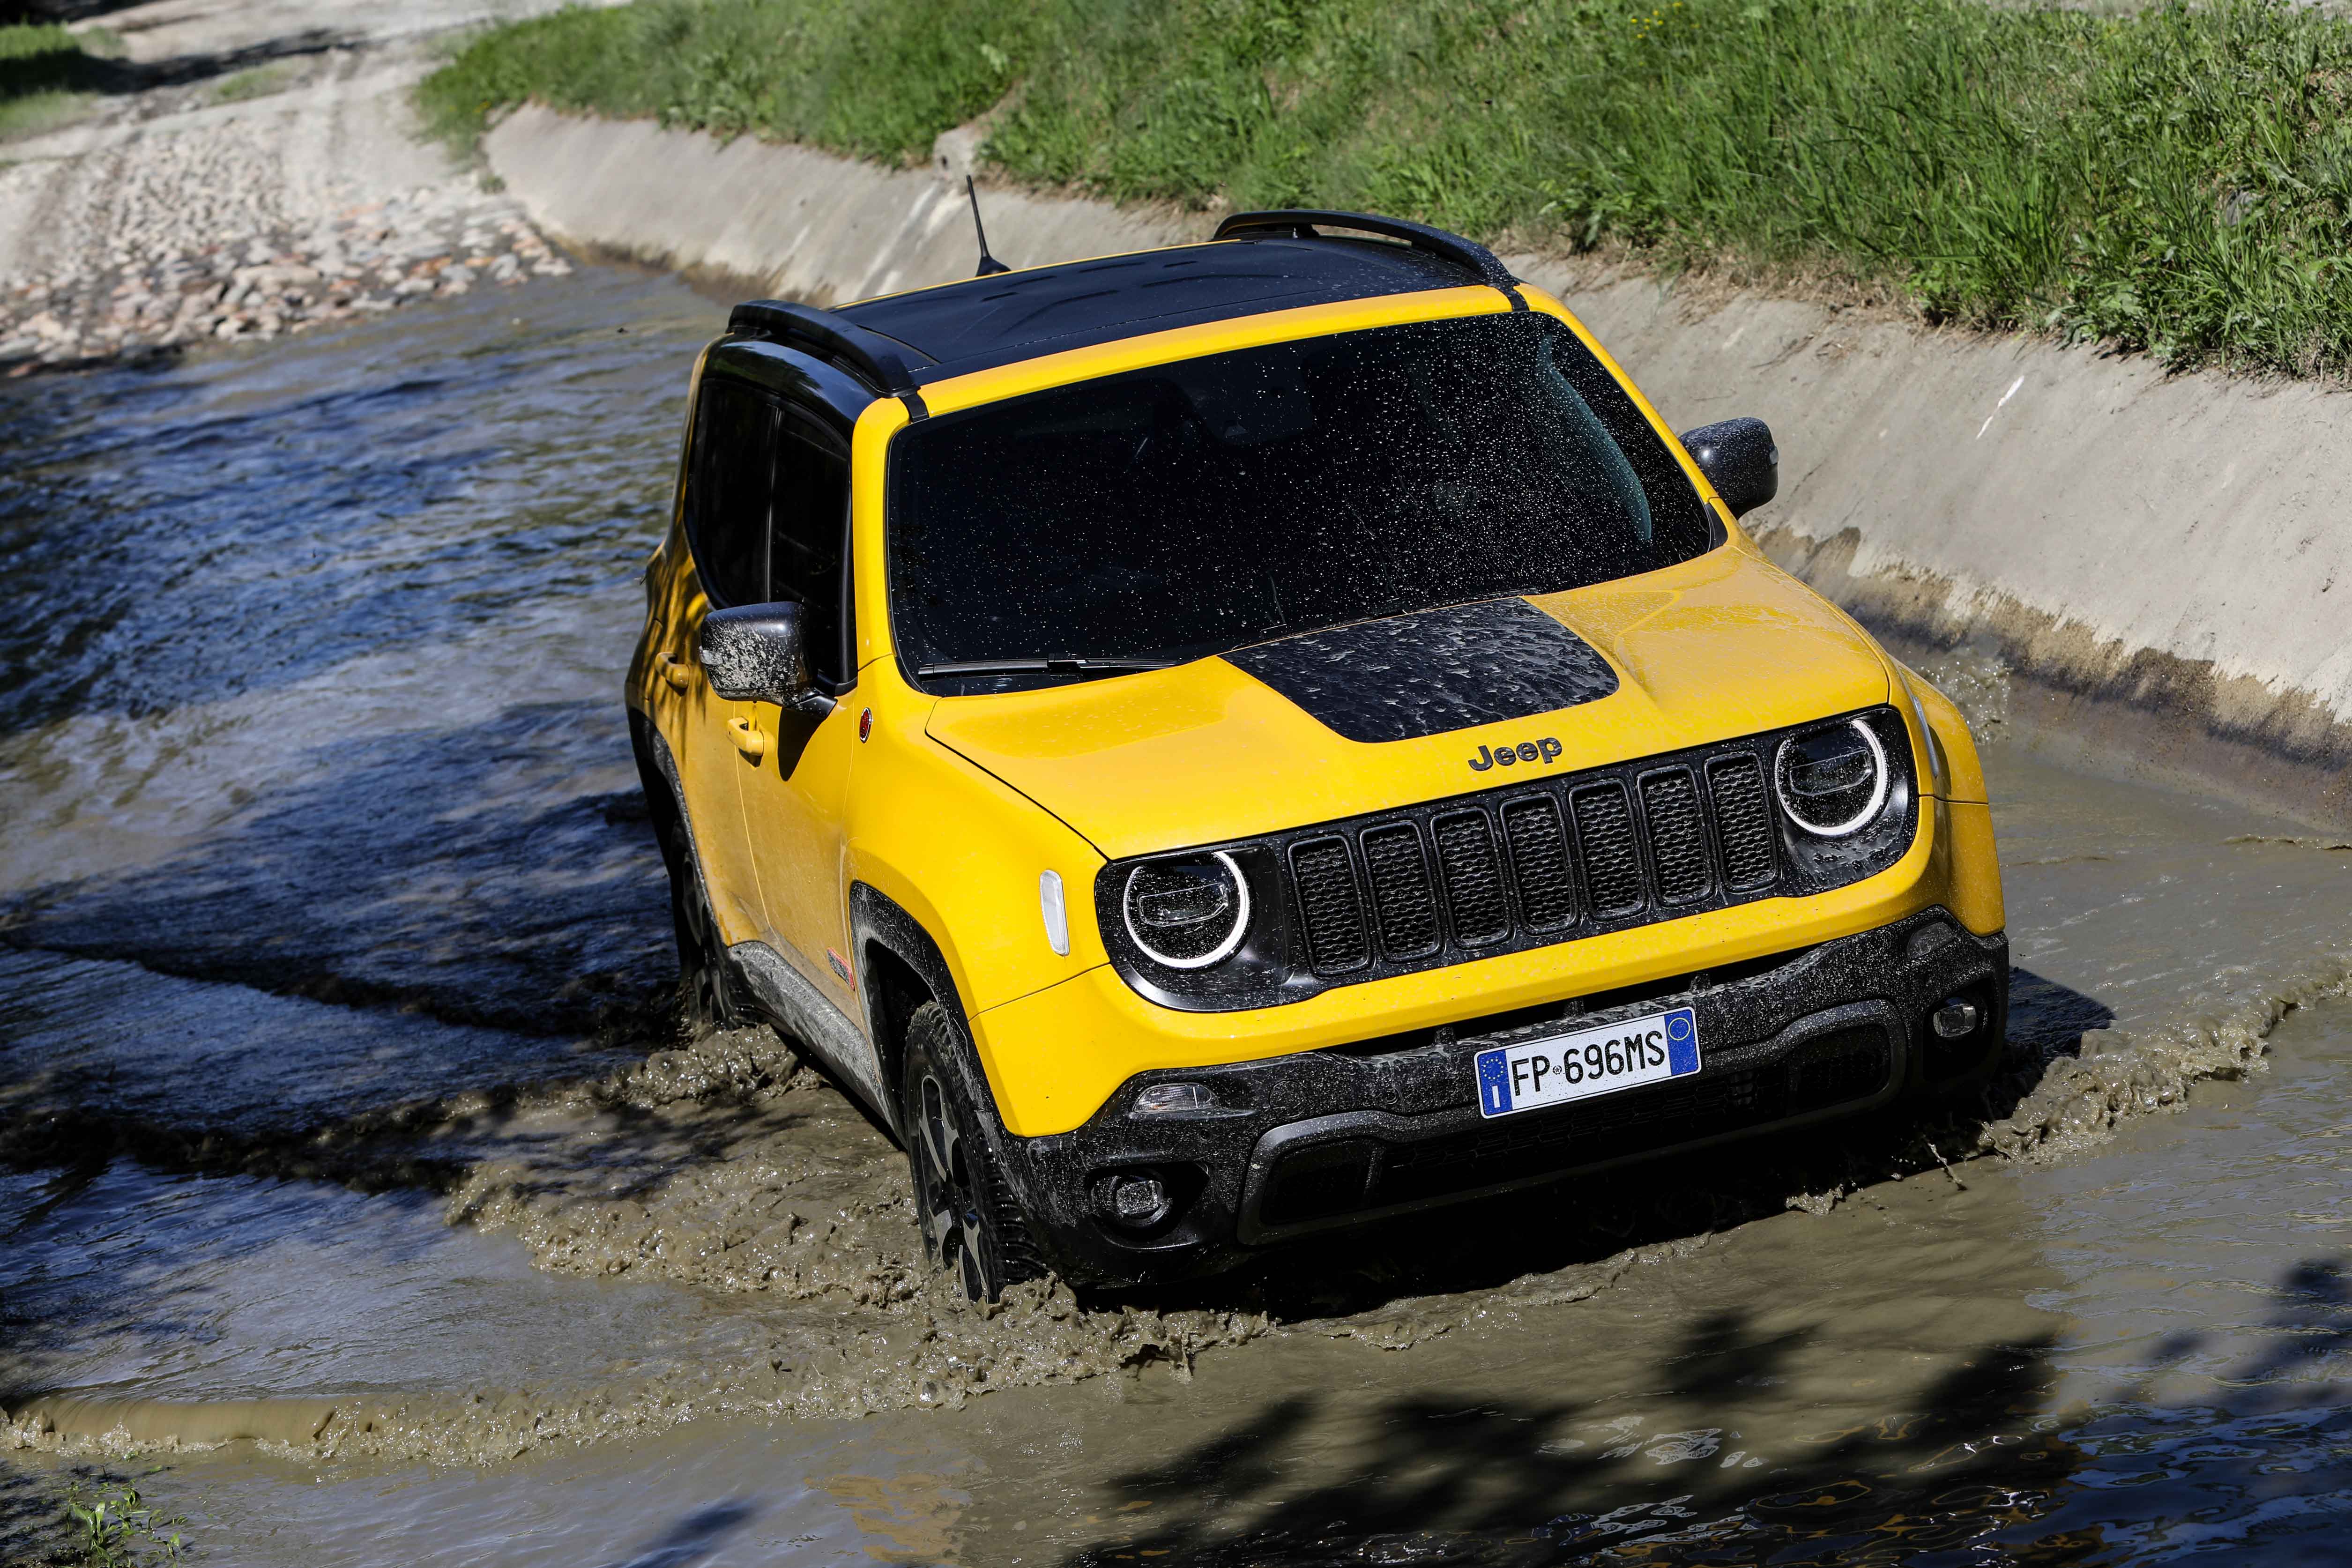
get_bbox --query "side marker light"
[1133,1082,1218,1117]
[857,707,873,743]
[1039,869,1070,957]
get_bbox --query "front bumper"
[996,907,2006,1286]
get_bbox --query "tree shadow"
[0,1457,71,1568]
[1054,1312,2086,1567]
[0,14,357,103]
[1051,1254,2352,1565]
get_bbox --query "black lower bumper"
[997,908,2008,1287]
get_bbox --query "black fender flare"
[627,706,716,918]
[849,879,1084,1277]
[851,884,1023,1135]
[848,882,969,1125]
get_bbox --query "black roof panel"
[836,236,1480,382]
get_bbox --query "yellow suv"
[627,211,2006,1300]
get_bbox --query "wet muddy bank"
[483,105,2352,830]
[18,997,2352,1561]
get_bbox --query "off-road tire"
[901,1002,1042,1302]
[673,861,747,1034]
[640,759,745,1035]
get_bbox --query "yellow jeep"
[627,211,2005,1300]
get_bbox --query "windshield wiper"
[916,656,1180,679]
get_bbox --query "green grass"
[209,60,297,104]
[0,22,126,139]
[64,1482,186,1567]
[423,0,2352,377]
[0,22,122,89]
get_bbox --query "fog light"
[1931,998,1981,1040]
[1132,1081,1217,1118]
[1104,1172,1172,1231]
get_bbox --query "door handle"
[655,651,693,692]
[727,716,768,759]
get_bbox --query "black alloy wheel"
[900,1002,1039,1302]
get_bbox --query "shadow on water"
[1,699,672,1038]
[1057,1327,2086,1566]
[0,1459,69,1568]
[1055,1257,2352,1566]
[598,1500,761,1568]
[2005,967,2116,1063]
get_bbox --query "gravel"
[0,25,581,375]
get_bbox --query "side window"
[685,379,777,609]
[768,404,854,685]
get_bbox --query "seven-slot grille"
[1281,746,1786,981]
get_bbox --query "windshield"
[886,311,1715,694]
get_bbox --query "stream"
[5,265,2352,1565]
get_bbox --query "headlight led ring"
[1122,851,1251,969]
[1773,718,1889,838]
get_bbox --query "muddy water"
[5,268,2352,1563]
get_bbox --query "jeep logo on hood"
[1470,736,1563,772]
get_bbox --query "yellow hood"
[924,545,1891,860]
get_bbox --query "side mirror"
[1678,416,1779,518]
[699,602,834,715]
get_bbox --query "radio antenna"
[967,175,1010,277]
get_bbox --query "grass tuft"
[0,22,122,93]
[64,1483,186,1567]
[209,60,298,105]
[417,0,1023,163]
[423,0,2352,378]
[0,22,128,141]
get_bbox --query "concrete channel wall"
[486,105,2352,823]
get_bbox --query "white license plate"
[1474,1006,1700,1119]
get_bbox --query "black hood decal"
[1222,597,1620,743]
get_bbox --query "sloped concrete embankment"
[486,105,2352,825]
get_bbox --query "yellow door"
[669,599,767,944]
[742,698,859,1009]
[739,402,861,1017]
[668,377,784,945]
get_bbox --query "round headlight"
[1122,852,1251,969]
[1775,719,1889,837]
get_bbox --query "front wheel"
[901,1002,1040,1302]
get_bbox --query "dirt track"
[0,0,608,365]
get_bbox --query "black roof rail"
[1213,209,1524,308]
[727,299,935,398]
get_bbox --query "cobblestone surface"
[0,8,589,374]
[1,184,571,371]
